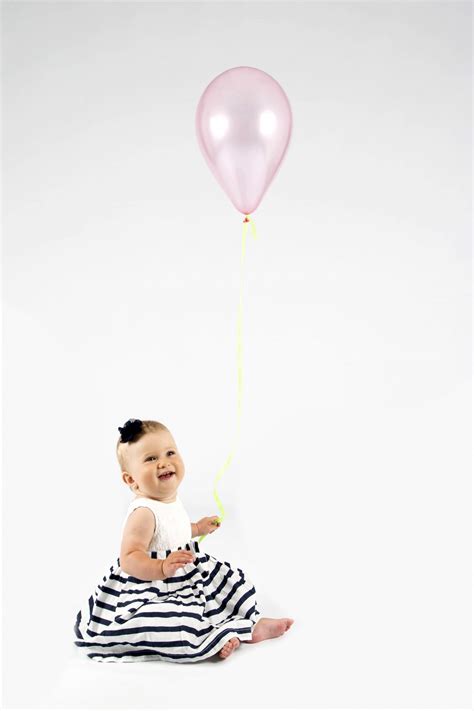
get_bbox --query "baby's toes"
[219,641,231,658]
[218,637,240,658]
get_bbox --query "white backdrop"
[2,1,471,709]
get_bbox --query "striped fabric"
[73,538,261,662]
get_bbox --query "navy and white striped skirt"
[73,538,261,662]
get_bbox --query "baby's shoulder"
[121,500,157,533]
[120,506,156,558]
[121,504,156,537]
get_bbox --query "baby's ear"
[121,472,133,487]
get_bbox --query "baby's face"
[122,430,185,501]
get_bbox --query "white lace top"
[120,495,193,558]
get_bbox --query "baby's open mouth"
[158,472,174,480]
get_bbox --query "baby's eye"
[146,451,175,461]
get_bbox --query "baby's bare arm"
[120,507,162,580]
[121,550,165,580]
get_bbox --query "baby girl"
[73,418,294,662]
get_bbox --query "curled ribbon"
[198,214,259,543]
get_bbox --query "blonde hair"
[116,419,170,476]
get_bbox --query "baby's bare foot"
[218,636,240,659]
[245,617,294,644]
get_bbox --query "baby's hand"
[163,550,195,577]
[197,516,221,535]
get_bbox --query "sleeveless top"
[120,495,193,558]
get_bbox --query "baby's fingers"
[170,561,188,570]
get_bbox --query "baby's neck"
[135,494,177,504]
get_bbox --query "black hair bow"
[118,418,143,442]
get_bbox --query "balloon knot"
[243,216,250,223]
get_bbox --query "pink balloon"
[196,66,292,215]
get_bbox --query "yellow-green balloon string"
[198,214,259,544]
